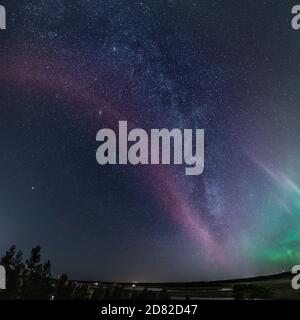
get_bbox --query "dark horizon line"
[69,271,292,286]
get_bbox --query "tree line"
[0,245,170,300]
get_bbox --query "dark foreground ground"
[73,272,300,300]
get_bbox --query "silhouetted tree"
[0,246,24,299]
[0,245,53,300]
[72,283,91,300]
[54,274,74,300]
[21,246,52,299]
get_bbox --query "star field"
[0,0,300,281]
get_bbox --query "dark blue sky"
[0,0,300,282]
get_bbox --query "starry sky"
[0,0,300,282]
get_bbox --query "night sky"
[1,0,300,282]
